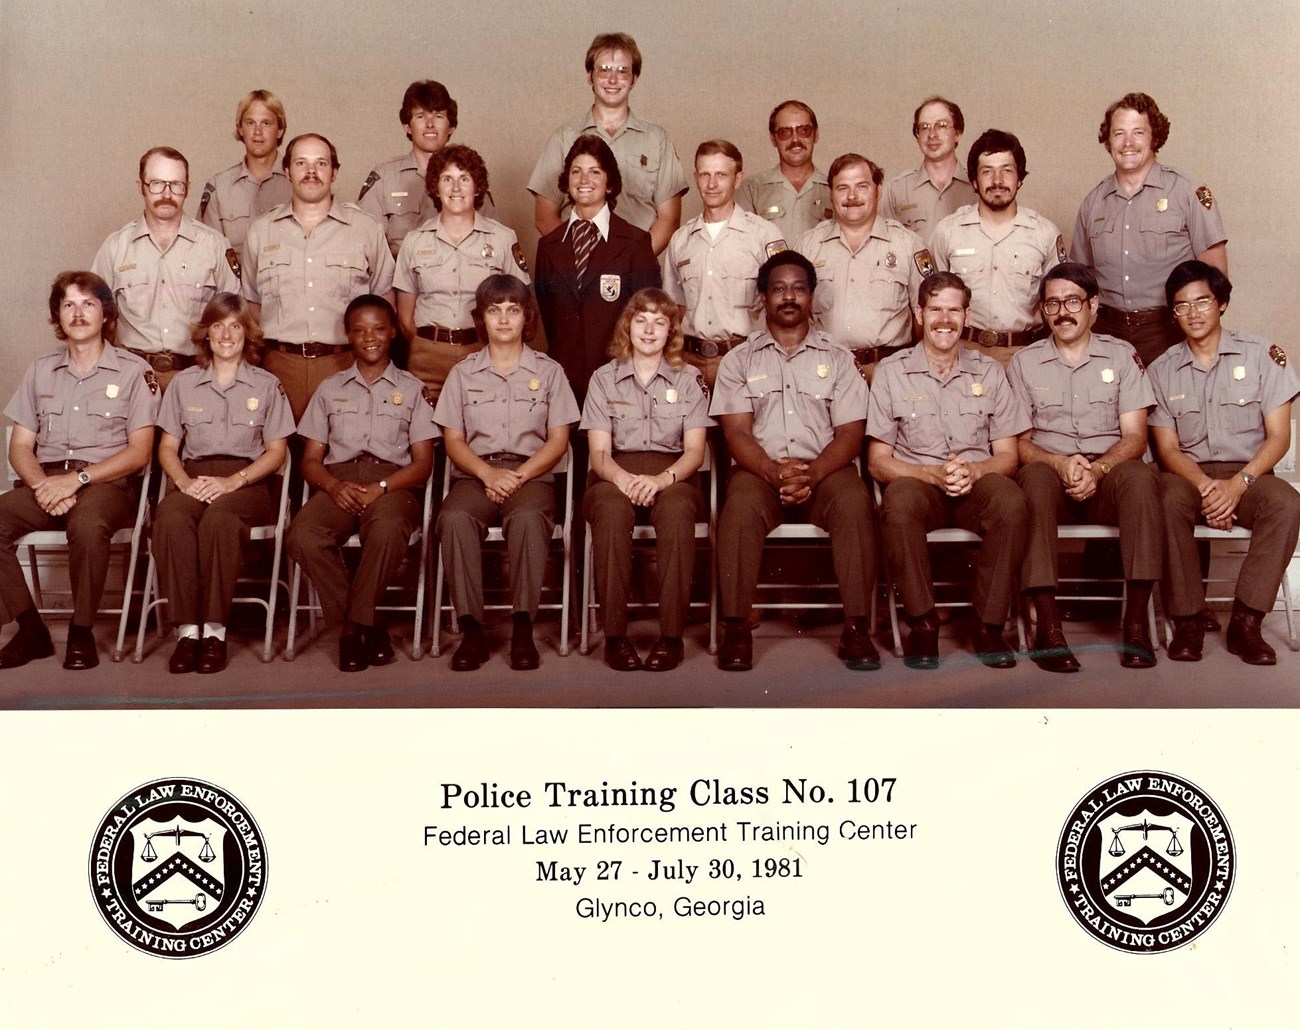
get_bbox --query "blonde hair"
[608,289,685,367]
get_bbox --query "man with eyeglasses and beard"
[880,96,976,245]
[736,100,832,244]
[92,146,241,391]
[1007,263,1162,673]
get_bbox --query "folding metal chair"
[430,446,574,657]
[579,442,717,656]
[284,473,435,661]
[133,454,292,663]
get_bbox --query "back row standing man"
[199,90,292,266]
[880,96,977,245]
[529,32,688,255]
[1070,92,1227,367]
[736,100,832,243]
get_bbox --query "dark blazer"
[534,212,661,402]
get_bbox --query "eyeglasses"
[595,64,633,80]
[144,179,188,195]
[1042,296,1086,315]
[916,120,953,136]
[774,124,816,142]
[1172,297,1217,317]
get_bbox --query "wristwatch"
[379,480,389,493]
[1095,460,1112,476]
[1240,472,1256,487]
[76,470,91,488]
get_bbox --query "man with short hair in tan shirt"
[736,100,832,244]
[880,96,976,245]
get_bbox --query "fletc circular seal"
[1056,770,1234,953]
[89,777,267,958]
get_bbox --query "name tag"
[1169,394,1185,402]
[746,374,768,383]
[118,263,137,272]
[899,203,917,212]
[391,191,409,198]
[953,248,977,257]
[676,258,691,269]
[262,243,281,252]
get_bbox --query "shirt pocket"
[811,271,837,321]
[326,399,362,442]
[1026,384,1068,434]
[257,248,293,294]
[1165,393,1206,447]
[226,404,266,454]
[945,251,986,282]
[37,397,66,441]
[1137,210,1187,261]
[1218,386,1262,434]
[649,410,686,452]
[867,265,909,309]
[115,266,155,317]
[608,407,645,452]
[898,397,946,456]
[372,402,409,449]
[793,375,835,433]
[626,151,661,202]
[325,251,369,302]
[462,386,504,438]
[955,395,991,453]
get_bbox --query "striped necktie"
[572,218,599,288]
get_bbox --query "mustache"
[1053,316,1077,326]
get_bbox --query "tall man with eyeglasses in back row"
[92,147,241,391]
[736,100,832,244]
[880,96,977,245]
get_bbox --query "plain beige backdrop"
[1,0,1297,407]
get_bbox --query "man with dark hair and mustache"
[92,146,241,391]
[737,100,832,244]
[1007,263,1162,673]
[929,129,1064,369]
[710,251,879,674]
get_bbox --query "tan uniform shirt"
[5,345,160,464]
[1147,330,1298,463]
[434,346,580,456]
[298,362,438,464]
[198,160,292,263]
[1007,332,1153,456]
[867,344,1030,465]
[1070,163,1226,312]
[735,164,832,243]
[709,327,867,461]
[579,357,713,452]
[242,200,396,345]
[661,208,785,340]
[91,217,241,356]
[879,164,977,244]
[528,108,688,233]
[157,362,296,461]
[929,204,1063,333]
[797,215,929,350]
[393,213,530,329]
[356,153,438,257]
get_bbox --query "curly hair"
[608,289,685,367]
[1098,92,1170,152]
[425,144,489,210]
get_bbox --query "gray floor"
[1,605,1294,709]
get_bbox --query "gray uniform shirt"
[879,165,977,245]
[298,362,438,464]
[580,358,713,452]
[157,362,296,460]
[735,164,832,243]
[199,160,292,263]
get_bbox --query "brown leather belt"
[483,452,528,463]
[684,334,745,359]
[416,324,478,345]
[265,339,350,358]
[42,460,91,473]
[959,325,1046,349]
[349,452,393,465]
[125,348,195,373]
[851,344,909,366]
[1098,304,1171,327]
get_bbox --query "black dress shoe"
[1226,603,1276,666]
[1119,621,1157,669]
[974,625,1016,669]
[717,621,752,671]
[451,621,489,671]
[168,636,201,674]
[1031,624,1080,673]
[365,624,395,666]
[838,617,881,671]
[63,625,99,671]
[0,624,55,670]
[338,629,369,672]
[903,611,940,670]
[510,632,541,671]
[197,636,227,674]
[603,636,642,671]
[1200,608,1222,633]
[643,637,684,672]
[1167,617,1204,662]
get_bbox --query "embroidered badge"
[105,384,120,399]
[246,397,259,411]
[199,183,214,220]
[144,370,159,396]
[1056,234,1067,263]
[1268,344,1287,368]
[915,249,936,277]
[1196,185,1214,211]
[697,373,709,398]
[765,240,787,258]
[226,248,241,280]
[391,392,404,405]
[1232,366,1246,381]
[357,170,380,201]
[665,388,679,404]
[1100,368,1115,384]
[1156,198,1169,213]
[599,274,621,302]
[640,154,648,167]
[512,242,529,275]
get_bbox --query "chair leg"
[580,532,594,655]
[410,537,428,661]
[284,562,303,661]
[887,582,904,658]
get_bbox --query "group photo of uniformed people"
[1,6,1296,705]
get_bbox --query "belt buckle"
[698,340,720,359]
[152,353,174,373]
[978,329,998,348]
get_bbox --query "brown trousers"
[408,338,485,408]
[263,348,355,422]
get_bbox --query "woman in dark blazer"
[534,135,661,405]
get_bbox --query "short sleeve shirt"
[661,208,786,339]
[242,200,396,346]
[434,346,580,456]
[1069,163,1227,312]
[91,217,242,355]
[735,164,832,243]
[867,344,1030,465]
[5,345,160,464]
[929,204,1064,333]
[796,215,929,350]
[1147,330,1298,464]
[199,160,292,263]
[356,153,438,257]
[879,165,978,245]
[157,362,296,461]
[394,213,530,329]
[297,362,438,464]
[527,109,689,233]
[1007,332,1153,456]
[580,358,713,453]
[709,327,867,461]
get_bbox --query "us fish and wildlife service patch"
[915,249,936,278]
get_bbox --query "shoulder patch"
[1196,185,1214,211]
[144,369,159,396]
[696,373,709,398]
[1055,234,1067,264]
[915,249,936,277]
[357,170,381,202]
[1269,343,1287,368]
[422,385,438,406]
[512,241,530,275]
[765,240,787,258]
[225,247,242,280]
[199,182,215,221]
[1132,351,1146,373]
[276,380,287,397]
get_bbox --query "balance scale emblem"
[1095,810,1196,924]
[128,816,228,930]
